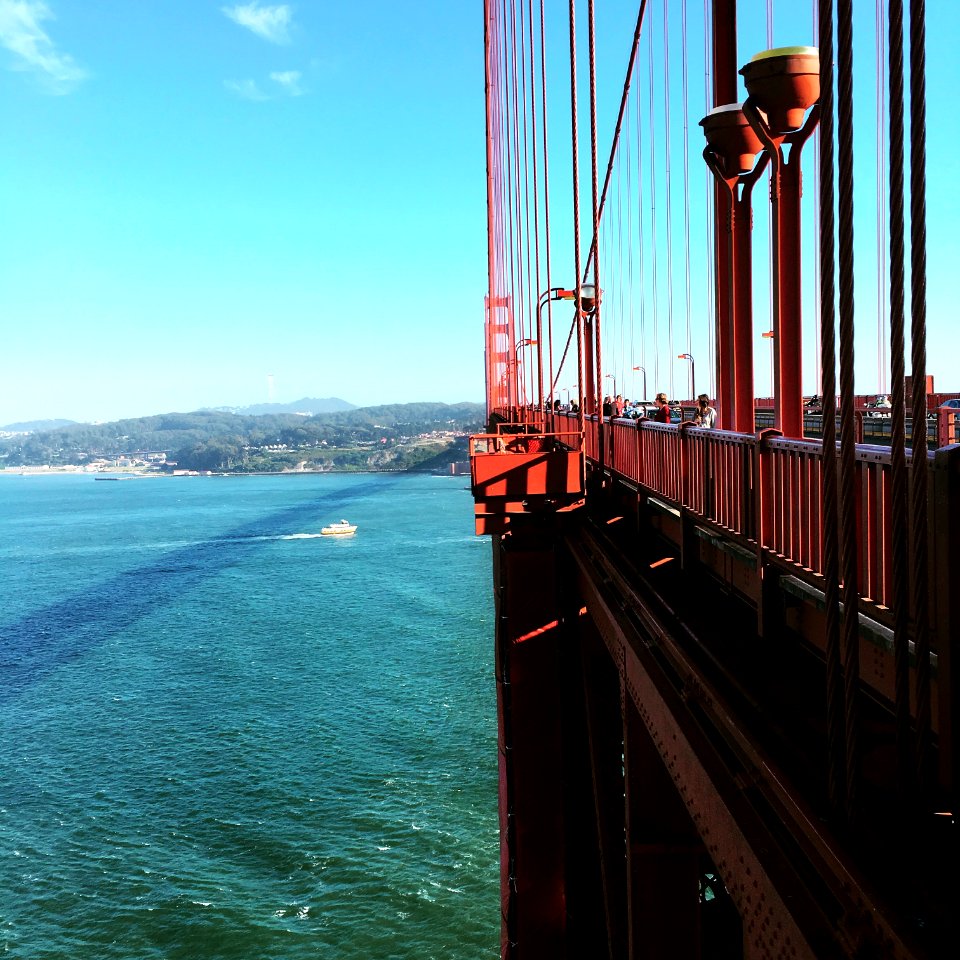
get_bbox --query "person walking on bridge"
[653,392,671,423]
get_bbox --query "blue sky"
[0,1,487,423]
[0,2,957,425]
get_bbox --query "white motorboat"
[321,519,358,536]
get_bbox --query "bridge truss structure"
[473,1,959,957]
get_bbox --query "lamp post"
[740,46,820,437]
[515,338,538,409]
[632,365,647,401]
[604,373,617,399]
[537,287,577,413]
[678,353,696,401]
[575,284,601,418]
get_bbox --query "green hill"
[0,402,484,473]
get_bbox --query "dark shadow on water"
[0,476,398,703]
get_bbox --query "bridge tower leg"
[493,529,568,958]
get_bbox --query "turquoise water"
[0,473,498,959]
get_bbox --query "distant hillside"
[208,397,357,416]
[0,402,485,472]
[1,419,78,434]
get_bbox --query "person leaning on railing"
[692,393,717,428]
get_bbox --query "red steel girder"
[568,524,921,959]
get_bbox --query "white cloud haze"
[0,0,86,93]
[224,77,269,101]
[221,2,292,44]
[270,69,302,95]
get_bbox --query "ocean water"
[0,473,498,959]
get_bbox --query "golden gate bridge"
[471,1,958,957]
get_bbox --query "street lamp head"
[578,284,601,312]
[678,353,693,360]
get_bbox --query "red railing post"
[754,428,783,637]
[937,410,954,448]
[678,423,698,570]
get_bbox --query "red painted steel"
[550,417,936,630]
[710,1,739,431]
[493,539,570,959]
[478,3,955,953]
[741,100,819,439]
[702,123,767,434]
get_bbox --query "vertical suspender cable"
[887,0,914,799]
[625,81,635,386]
[554,5,645,409]
[637,53,647,384]
[818,0,845,816]
[526,0,544,413]
[766,0,775,388]
[909,0,931,797]
[704,0,715,397]
[681,0,693,367]
[588,0,603,466]
[662,0,675,400]
[582,3,648,282]
[876,0,888,393]
[518,0,534,403]
[510,0,528,374]
[648,20,660,392]
[836,0,862,821]
[568,0,584,434]
[502,0,518,409]
[812,0,821,395]
[620,143,629,395]
[539,0,555,410]
[484,0,497,415]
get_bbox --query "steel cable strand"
[582,4,649,284]
[648,22,660,392]
[588,0,604,471]
[662,0,675,400]
[837,0,862,822]
[624,85,635,389]
[887,0,914,801]
[875,0,888,392]
[494,4,511,411]
[510,0,528,384]
[818,0,846,816]
[483,0,497,412]
[526,0,544,413]
[518,0,535,406]
[909,0,931,797]
[681,0,692,364]
[539,0,556,411]
[568,0,584,434]
[703,0,715,396]
[637,55,647,392]
[501,0,519,410]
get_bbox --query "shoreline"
[1,467,460,478]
